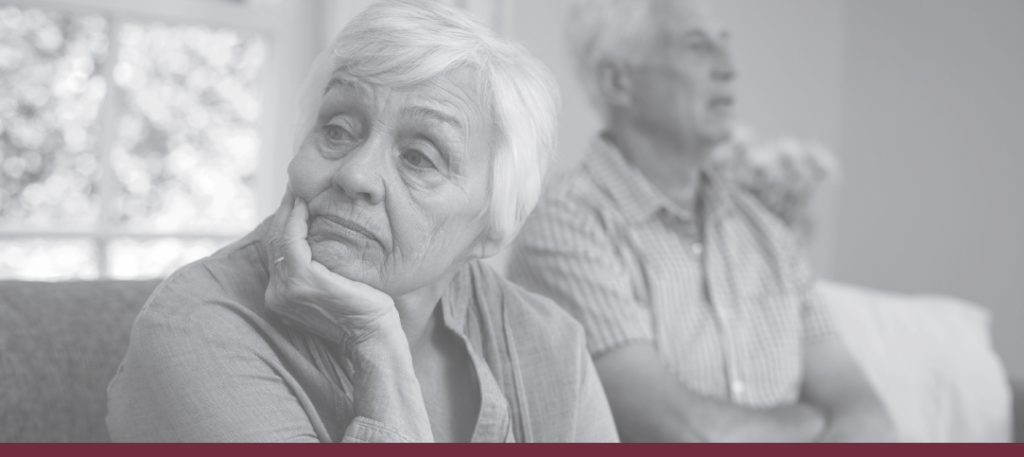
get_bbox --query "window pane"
[109,21,266,234]
[0,238,99,280]
[0,6,108,230]
[107,237,228,279]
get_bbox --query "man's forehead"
[658,0,729,38]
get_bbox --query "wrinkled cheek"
[422,216,478,266]
[384,217,451,278]
[288,147,334,199]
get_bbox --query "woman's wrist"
[343,307,406,364]
[335,304,401,352]
[344,309,433,441]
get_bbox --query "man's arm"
[800,334,897,442]
[595,343,826,443]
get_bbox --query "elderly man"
[508,0,895,443]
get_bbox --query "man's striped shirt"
[508,137,835,407]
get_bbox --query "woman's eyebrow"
[401,105,466,136]
[323,76,367,97]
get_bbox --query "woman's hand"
[264,188,401,351]
[264,189,433,442]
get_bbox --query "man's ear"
[596,60,633,110]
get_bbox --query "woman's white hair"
[566,0,684,119]
[296,0,561,250]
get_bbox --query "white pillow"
[818,281,1013,442]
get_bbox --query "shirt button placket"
[731,379,746,400]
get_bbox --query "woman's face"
[288,68,495,297]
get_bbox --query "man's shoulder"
[525,164,627,236]
[713,181,804,259]
[542,164,607,210]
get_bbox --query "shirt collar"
[586,136,734,225]
[586,137,673,223]
[701,167,736,225]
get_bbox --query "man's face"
[625,0,736,155]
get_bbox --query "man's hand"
[716,402,826,443]
[801,335,898,442]
[595,343,826,442]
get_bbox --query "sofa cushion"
[0,280,160,443]
[820,281,1013,442]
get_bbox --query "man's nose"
[331,138,386,205]
[713,45,737,82]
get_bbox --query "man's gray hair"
[297,0,561,249]
[566,0,684,119]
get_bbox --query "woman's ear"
[596,60,633,109]
[472,226,513,260]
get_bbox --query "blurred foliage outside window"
[0,3,269,280]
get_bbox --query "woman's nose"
[331,140,385,205]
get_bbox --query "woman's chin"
[309,240,386,285]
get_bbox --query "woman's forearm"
[345,311,433,442]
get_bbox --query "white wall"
[834,0,1024,377]
[497,0,849,274]
[260,1,321,220]
[714,0,848,277]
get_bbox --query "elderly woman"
[106,0,616,443]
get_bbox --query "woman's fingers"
[267,187,295,269]
[270,187,294,236]
[308,259,396,335]
[281,198,313,272]
[263,193,396,345]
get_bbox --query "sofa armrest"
[819,281,1014,442]
[1015,378,1024,443]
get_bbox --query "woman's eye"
[401,149,436,170]
[323,125,352,143]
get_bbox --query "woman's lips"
[310,214,383,248]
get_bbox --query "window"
[0,0,300,280]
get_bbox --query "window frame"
[0,0,308,279]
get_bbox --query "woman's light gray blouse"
[106,221,618,442]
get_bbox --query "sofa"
[1,280,161,442]
[1,279,1022,443]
